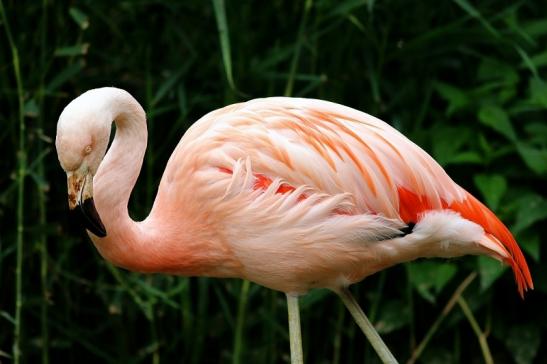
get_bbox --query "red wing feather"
[398,187,533,296]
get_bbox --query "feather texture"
[145,97,532,293]
[57,89,532,294]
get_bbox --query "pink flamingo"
[56,87,532,363]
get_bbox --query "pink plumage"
[56,87,532,363]
[56,88,532,294]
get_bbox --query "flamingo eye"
[84,145,92,155]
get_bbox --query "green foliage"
[0,0,546,363]
[474,174,507,211]
[477,256,506,292]
[408,262,457,304]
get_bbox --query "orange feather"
[398,186,533,296]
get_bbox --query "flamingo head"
[56,90,113,238]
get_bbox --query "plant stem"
[0,1,26,363]
[38,1,49,363]
[232,280,250,364]
[457,296,493,364]
[150,309,160,364]
[266,290,278,364]
[286,293,304,364]
[366,270,386,362]
[284,0,313,97]
[332,301,345,364]
[337,287,398,364]
[407,272,477,364]
[107,265,160,363]
[192,279,209,364]
[212,0,236,93]
[405,264,416,352]
[181,278,192,361]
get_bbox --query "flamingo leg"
[336,287,398,364]
[286,293,304,364]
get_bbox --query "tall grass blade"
[212,0,237,91]
[38,1,49,363]
[457,296,493,364]
[452,0,500,37]
[284,0,313,97]
[0,1,26,363]
[232,280,250,364]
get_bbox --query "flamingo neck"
[89,90,152,269]
[88,90,238,277]
[94,91,147,221]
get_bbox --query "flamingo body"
[56,88,532,297]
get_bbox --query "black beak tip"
[69,198,107,237]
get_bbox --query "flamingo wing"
[167,97,532,294]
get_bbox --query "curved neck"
[94,90,147,220]
[91,90,149,266]
[87,89,240,277]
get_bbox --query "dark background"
[1,1,546,363]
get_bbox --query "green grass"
[1,1,546,363]
[0,1,27,364]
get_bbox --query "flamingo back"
[158,97,532,294]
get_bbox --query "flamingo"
[56,87,533,364]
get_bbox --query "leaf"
[519,234,540,262]
[530,77,547,107]
[523,19,547,37]
[515,46,539,78]
[524,122,547,144]
[374,300,410,334]
[524,50,547,69]
[300,288,330,309]
[504,324,540,364]
[452,0,499,37]
[516,143,547,175]
[478,105,517,141]
[448,151,483,164]
[478,58,518,84]
[212,0,236,91]
[69,7,89,30]
[24,98,39,118]
[473,174,507,211]
[504,13,536,48]
[54,43,90,57]
[434,82,470,115]
[326,0,368,17]
[0,310,15,325]
[408,261,457,303]
[431,126,472,166]
[512,194,547,234]
[46,60,85,92]
[151,67,186,106]
[478,256,506,291]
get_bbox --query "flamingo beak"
[67,168,107,238]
